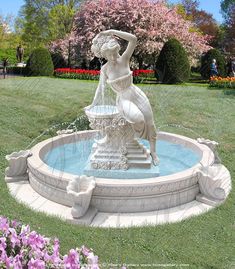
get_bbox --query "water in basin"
[86,105,118,116]
[44,139,201,179]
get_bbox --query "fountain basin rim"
[27,130,214,185]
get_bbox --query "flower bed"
[0,216,99,269]
[55,68,100,80]
[210,76,235,89]
[54,68,155,83]
[132,69,155,83]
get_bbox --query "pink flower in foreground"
[63,249,80,269]
[0,217,9,234]
[12,254,23,269]
[28,258,46,269]
[0,216,101,269]
[9,228,21,248]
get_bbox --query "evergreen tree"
[155,38,190,84]
[200,49,226,79]
[26,48,54,76]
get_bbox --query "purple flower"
[9,228,21,248]
[81,245,90,257]
[87,252,99,269]
[12,254,23,269]
[28,258,45,269]
[27,231,46,250]
[0,216,100,269]
[0,252,12,269]
[0,217,9,234]
[0,237,7,253]
[11,220,21,229]
[20,225,30,246]
[63,249,80,269]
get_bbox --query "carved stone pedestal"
[85,105,151,170]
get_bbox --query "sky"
[0,0,224,23]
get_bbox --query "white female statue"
[90,29,159,165]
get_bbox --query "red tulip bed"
[54,68,155,83]
[132,69,155,83]
[55,68,100,80]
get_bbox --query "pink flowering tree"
[50,0,211,67]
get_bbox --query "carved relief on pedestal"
[86,107,151,170]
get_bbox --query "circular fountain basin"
[27,131,215,213]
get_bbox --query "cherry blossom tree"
[50,0,211,67]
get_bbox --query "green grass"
[0,77,234,268]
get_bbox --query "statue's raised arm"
[100,29,137,61]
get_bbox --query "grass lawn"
[0,77,234,269]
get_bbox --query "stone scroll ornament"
[66,175,96,218]
[5,150,32,182]
[197,138,221,164]
[196,138,232,206]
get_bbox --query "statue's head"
[91,33,120,62]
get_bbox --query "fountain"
[5,30,232,227]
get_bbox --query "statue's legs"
[120,100,145,125]
[119,99,159,165]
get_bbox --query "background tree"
[178,0,220,46]
[0,14,23,64]
[221,0,235,22]
[48,5,76,40]
[50,0,211,68]
[221,0,235,54]
[18,0,82,49]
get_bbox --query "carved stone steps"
[125,142,144,149]
[93,152,149,160]
[89,155,152,169]
[127,153,150,160]
[128,159,152,168]
[96,148,146,154]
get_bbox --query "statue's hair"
[91,33,120,58]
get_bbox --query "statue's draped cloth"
[107,72,157,141]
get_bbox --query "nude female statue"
[90,29,159,165]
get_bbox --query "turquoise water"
[44,139,201,179]
[87,105,118,115]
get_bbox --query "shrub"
[26,48,54,76]
[51,52,67,69]
[200,49,226,79]
[155,38,190,84]
[7,66,26,75]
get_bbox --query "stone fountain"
[4,30,232,227]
